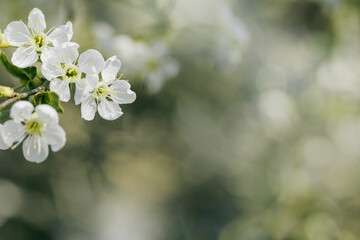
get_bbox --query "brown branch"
[0,86,44,111]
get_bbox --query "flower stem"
[0,86,44,111]
[31,77,44,88]
[13,83,27,90]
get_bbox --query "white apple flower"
[143,41,180,94]
[1,101,66,163]
[41,42,105,103]
[112,36,180,94]
[81,56,136,121]
[112,35,152,72]
[4,8,73,68]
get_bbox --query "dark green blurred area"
[1,0,360,239]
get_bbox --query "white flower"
[41,42,105,103]
[113,36,179,94]
[81,56,136,121]
[4,8,73,68]
[112,35,152,72]
[143,41,180,94]
[1,101,66,163]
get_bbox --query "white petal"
[78,49,105,74]
[44,125,66,152]
[86,73,99,91]
[98,100,123,120]
[110,80,136,104]
[11,46,38,68]
[41,42,79,64]
[2,120,26,146]
[4,21,31,47]
[74,80,84,105]
[81,94,97,121]
[74,87,83,105]
[40,45,58,63]
[0,124,10,150]
[28,8,46,33]
[75,75,98,105]
[10,100,34,123]
[50,78,71,102]
[102,56,121,83]
[74,78,86,105]
[48,21,73,46]
[35,105,59,125]
[41,57,63,80]
[22,135,49,163]
[54,42,80,64]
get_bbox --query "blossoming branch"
[0,8,136,163]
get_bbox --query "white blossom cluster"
[93,23,180,94]
[0,8,136,163]
[113,37,180,94]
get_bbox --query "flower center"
[26,119,43,136]
[32,33,47,50]
[65,68,78,78]
[93,83,110,100]
[61,63,80,82]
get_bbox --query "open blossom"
[113,36,179,94]
[143,41,180,94]
[41,42,105,103]
[4,8,73,68]
[112,35,152,72]
[81,56,136,121]
[1,101,66,163]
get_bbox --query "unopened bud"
[0,85,14,98]
[0,29,10,48]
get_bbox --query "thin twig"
[0,86,44,111]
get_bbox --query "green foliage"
[33,91,64,113]
[0,109,10,123]
[0,50,37,84]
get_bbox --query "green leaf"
[0,50,37,83]
[0,110,10,123]
[23,66,37,80]
[33,91,64,113]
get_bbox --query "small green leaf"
[0,50,37,83]
[0,110,10,123]
[33,91,64,113]
[23,66,37,80]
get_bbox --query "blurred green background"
[1,0,360,239]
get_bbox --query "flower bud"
[0,29,10,48]
[0,85,14,98]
